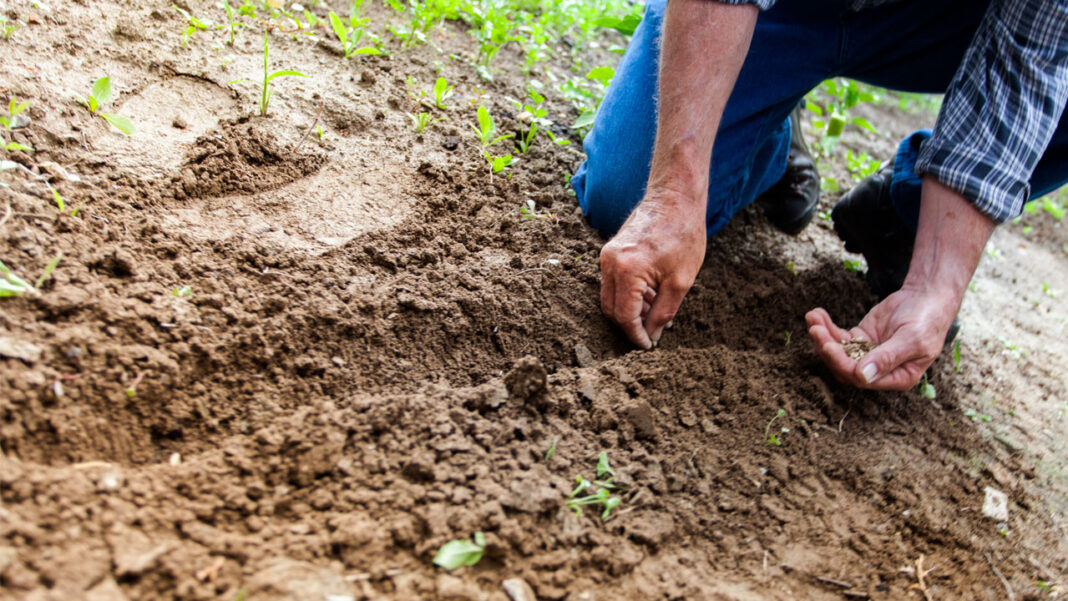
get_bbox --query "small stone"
[0,337,43,363]
[573,344,595,368]
[982,486,1009,522]
[442,136,460,151]
[38,161,72,181]
[172,116,188,129]
[577,372,597,402]
[436,574,479,600]
[502,577,537,601]
[168,453,181,466]
[98,466,124,492]
[623,399,656,439]
[331,356,346,367]
[86,577,130,601]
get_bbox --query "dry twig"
[290,100,324,153]
[909,555,935,601]
[986,553,1016,601]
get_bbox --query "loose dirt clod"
[842,337,875,361]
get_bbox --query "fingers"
[615,281,653,349]
[854,331,928,391]
[645,276,689,344]
[805,308,855,343]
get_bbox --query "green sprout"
[258,33,307,117]
[764,408,787,446]
[471,105,512,146]
[1,15,22,40]
[172,285,193,298]
[918,374,936,400]
[432,532,485,570]
[843,258,864,274]
[3,97,33,153]
[75,77,136,135]
[544,437,557,461]
[433,77,454,110]
[221,0,247,45]
[173,5,220,47]
[328,3,381,59]
[963,408,992,423]
[566,452,624,519]
[0,253,61,298]
[952,339,962,373]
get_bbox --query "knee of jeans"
[573,158,645,237]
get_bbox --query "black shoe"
[832,162,960,344]
[756,105,820,235]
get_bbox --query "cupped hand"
[805,285,959,390]
[599,189,707,349]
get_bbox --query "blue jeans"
[572,0,1068,237]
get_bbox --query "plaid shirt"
[720,0,1068,223]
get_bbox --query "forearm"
[647,0,758,212]
[903,177,996,312]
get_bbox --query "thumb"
[856,331,923,388]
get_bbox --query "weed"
[519,199,557,222]
[586,66,614,87]
[784,330,791,346]
[806,78,878,154]
[953,339,962,373]
[918,374,936,400]
[764,408,787,446]
[1043,282,1057,298]
[173,285,193,298]
[432,532,485,570]
[567,452,623,519]
[509,87,561,153]
[820,175,839,193]
[411,111,443,133]
[433,77,454,109]
[329,2,382,58]
[843,258,864,274]
[963,408,992,422]
[258,33,307,116]
[75,77,136,135]
[483,151,515,175]
[845,149,881,182]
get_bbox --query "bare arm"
[807,178,996,389]
[600,1,758,349]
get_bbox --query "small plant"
[220,0,247,45]
[258,33,307,117]
[843,258,864,274]
[566,452,624,519]
[433,77,454,110]
[586,66,614,87]
[483,151,515,176]
[1043,281,1057,298]
[471,105,512,146]
[963,407,992,422]
[49,186,83,217]
[952,339,962,373]
[784,330,792,346]
[764,408,787,446]
[173,5,220,47]
[518,199,558,222]
[918,374,936,400]
[328,3,381,58]
[2,97,30,131]
[806,78,878,154]
[411,111,443,133]
[509,88,558,154]
[172,285,193,298]
[1,15,21,40]
[432,532,485,570]
[845,149,881,182]
[544,437,557,461]
[0,253,62,298]
[76,77,136,135]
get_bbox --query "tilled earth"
[1,2,1066,600]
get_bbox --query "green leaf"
[328,11,347,47]
[592,14,641,36]
[88,96,99,114]
[572,111,595,129]
[586,66,615,87]
[596,451,615,479]
[351,47,381,55]
[99,112,136,135]
[4,141,33,152]
[851,116,877,134]
[50,187,65,212]
[34,252,62,289]
[265,69,308,83]
[476,105,494,142]
[804,100,823,116]
[11,100,31,117]
[432,535,485,570]
[91,77,112,106]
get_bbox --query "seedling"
[433,77,454,109]
[764,408,787,446]
[952,339,962,373]
[518,200,558,222]
[482,150,515,176]
[258,33,307,116]
[784,330,792,346]
[173,5,220,47]
[75,77,136,135]
[471,105,512,146]
[1,15,21,39]
[432,532,485,570]
[963,408,992,422]
[220,0,247,45]
[509,88,557,154]
[586,66,614,87]
[2,97,31,131]
[1043,282,1057,298]
[328,4,381,58]
[0,252,61,298]
[544,437,557,461]
[806,78,878,154]
[843,258,864,274]
[845,149,881,182]
[173,285,193,298]
[411,111,444,133]
[566,452,624,519]
[918,374,936,400]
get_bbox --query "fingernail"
[861,363,878,383]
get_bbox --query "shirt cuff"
[915,139,1028,224]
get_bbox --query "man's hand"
[808,177,995,390]
[600,189,706,349]
[597,1,758,349]
[806,285,957,390]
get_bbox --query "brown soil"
[2,2,1066,601]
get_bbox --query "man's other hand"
[805,284,958,391]
[600,189,706,349]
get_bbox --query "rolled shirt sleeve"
[915,0,1068,223]
[713,0,778,10]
